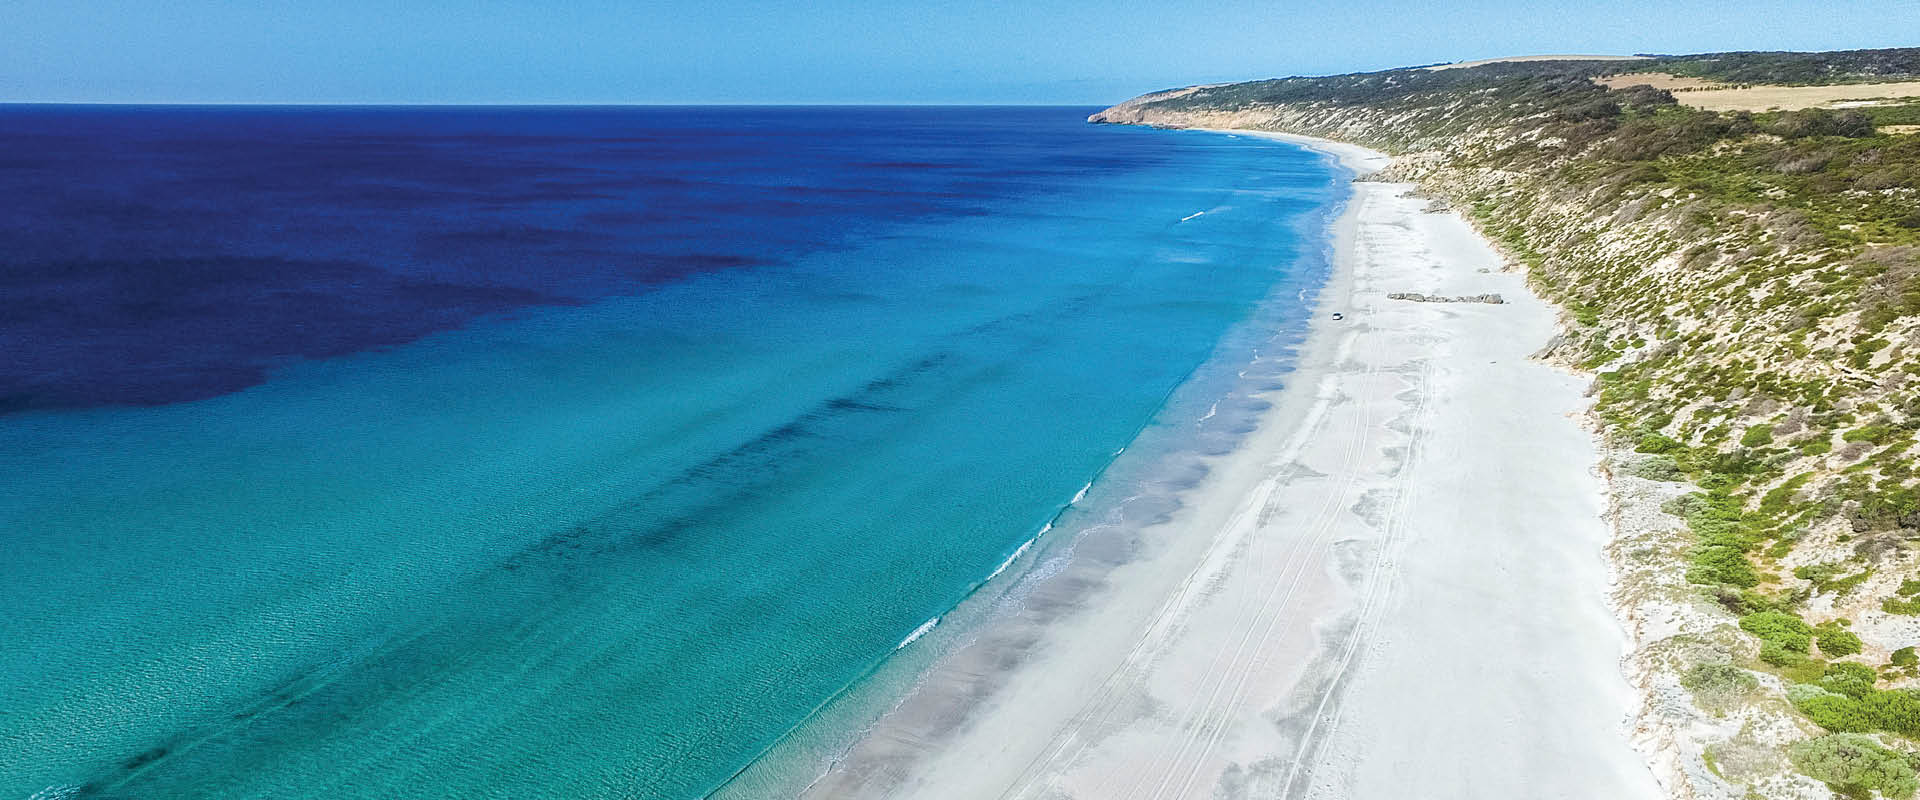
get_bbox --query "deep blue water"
[2,106,1162,412]
[0,107,1343,798]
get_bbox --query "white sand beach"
[801,135,1663,800]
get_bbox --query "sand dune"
[1425,54,1648,71]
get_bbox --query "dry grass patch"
[1596,72,1920,112]
[1682,81,1920,112]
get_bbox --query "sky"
[4,0,1917,105]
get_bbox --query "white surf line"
[897,617,941,649]
[986,533,1042,581]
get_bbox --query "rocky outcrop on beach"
[1387,292,1504,304]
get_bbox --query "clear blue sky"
[4,0,1915,105]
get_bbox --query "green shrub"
[1743,610,1814,653]
[1820,626,1866,658]
[1895,648,1920,669]
[1823,662,1880,698]
[1682,662,1759,711]
[1798,562,1843,584]
[1832,570,1873,595]
[1792,661,1920,738]
[1742,424,1777,447]
[1864,690,1920,736]
[1630,455,1684,481]
[1675,489,1767,588]
[1637,433,1684,453]
[1846,425,1894,444]
[1689,545,1760,587]
[1790,733,1920,799]
[1762,473,1814,513]
[1797,690,1876,732]
[1798,562,1874,596]
[1764,641,1829,682]
[1715,587,1787,616]
[1885,597,1920,615]
[1857,485,1920,529]
[1702,448,1766,478]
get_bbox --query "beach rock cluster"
[1387,292,1505,304]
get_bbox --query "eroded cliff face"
[1093,88,1920,800]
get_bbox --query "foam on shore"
[896,617,941,649]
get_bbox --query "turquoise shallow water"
[0,109,1342,798]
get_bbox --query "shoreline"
[788,131,1661,798]
[1200,128,1393,175]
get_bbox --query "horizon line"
[0,100,1114,109]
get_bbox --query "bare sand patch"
[1596,72,1721,91]
[1424,54,1647,71]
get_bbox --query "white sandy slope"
[1424,54,1650,70]
[800,135,1663,800]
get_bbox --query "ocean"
[0,106,1345,798]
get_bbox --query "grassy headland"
[1094,47,1920,799]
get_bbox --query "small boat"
[1331,312,1344,321]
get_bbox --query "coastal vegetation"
[1792,734,1920,800]
[1093,47,1920,798]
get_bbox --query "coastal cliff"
[1094,49,1920,800]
